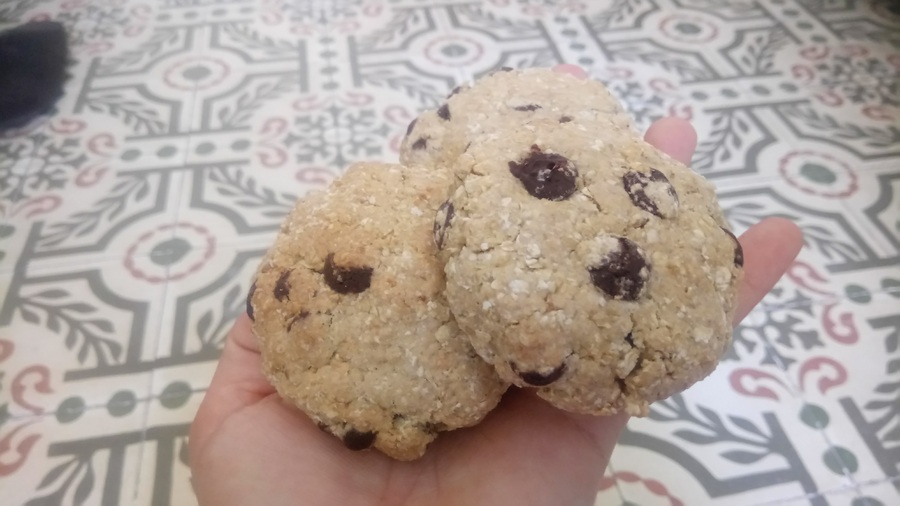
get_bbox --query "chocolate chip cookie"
[249,162,507,460]
[406,69,744,416]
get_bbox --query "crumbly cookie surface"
[404,69,743,416]
[249,162,507,460]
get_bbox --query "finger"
[733,217,803,322]
[644,116,698,165]
[190,313,273,458]
[552,63,588,79]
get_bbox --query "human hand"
[188,64,803,506]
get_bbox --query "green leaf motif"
[720,449,769,464]
[36,459,75,490]
[673,429,721,445]
[823,446,859,474]
[799,403,829,428]
[73,460,95,506]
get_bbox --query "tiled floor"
[1,0,898,504]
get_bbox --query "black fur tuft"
[0,21,70,130]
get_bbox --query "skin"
[189,64,804,506]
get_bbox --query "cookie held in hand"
[249,163,506,461]
[403,68,744,416]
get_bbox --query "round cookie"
[419,69,744,416]
[400,67,634,180]
[249,162,507,460]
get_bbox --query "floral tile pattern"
[1,0,898,505]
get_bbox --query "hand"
[189,65,803,506]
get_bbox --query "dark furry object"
[0,21,70,131]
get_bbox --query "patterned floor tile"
[149,244,262,389]
[3,404,151,506]
[610,311,855,505]
[766,293,900,487]
[2,1,899,505]
[717,183,890,311]
[0,258,164,419]
[131,391,198,506]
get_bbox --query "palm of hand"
[189,67,803,506]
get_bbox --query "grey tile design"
[1,0,898,504]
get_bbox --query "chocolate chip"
[287,311,310,332]
[448,86,464,97]
[559,115,573,123]
[406,118,417,136]
[622,169,678,218]
[508,148,578,201]
[721,227,744,267]
[622,168,678,218]
[496,66,514,72]
[246,282,256,321]
[437,103,451,120]
[588,237,650,301]
[274,270,291,302]
[625,332,635,347]
[342,429,376,451]
[513,104,542,112]
[512,362,567,386]
[433,201,455,250]
[411,137,427,150]
[323,253,373,294]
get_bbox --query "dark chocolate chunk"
[246,281,256,321]
[496,66,514,72]
[559,115,573,123]
[406,118,417,136]
[437,103,451,120]
[323,253,373,294]
[287,311,310,332]
[433,200,455,250]
[508,148,578,201]
[512,362,567,386]
[513,104,542,112]
[342,429,376,451]
[622,168,678,218]
[411,137,427,150]
[274,270,291,302]
[625,332,635,348]
[448,86,464,97]
[721,227,744,267]
[588,237,650,301]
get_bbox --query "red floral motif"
[600,471,684,506]
[798,357,848,395]
[785,260,833,297]
[821,303,859,344]
[3,196,63,220]
[257,118,290,168]
[0,423,41,477]
[296,167,337,186]
[0,338,50,477]
[791,44,899,121]
[12,366,53,416]
[3,118,117,219]
[730,368,789,401]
